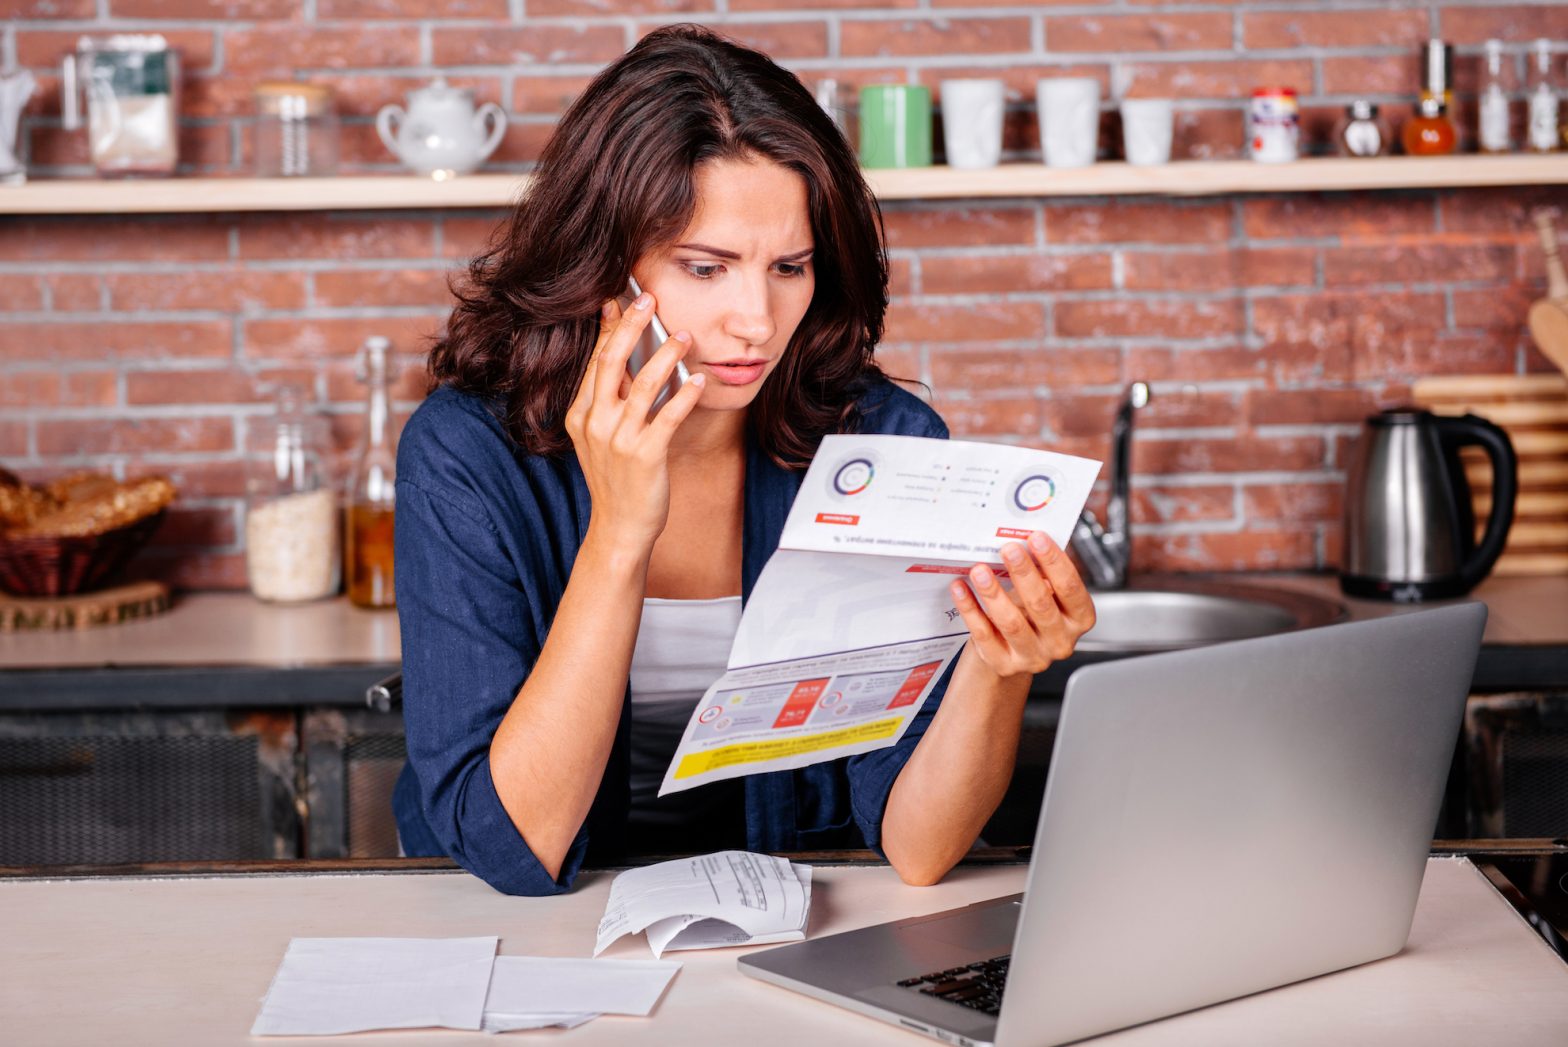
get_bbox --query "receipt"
[595,851,813,958]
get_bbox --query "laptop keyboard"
[895,955,1009,1016]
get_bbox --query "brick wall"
[2,3,1565,588]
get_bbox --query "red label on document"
[772,677,831,728]
[816,512,860,525]
[996,527,1033,539]
[887,662,942,709]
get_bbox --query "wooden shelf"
[2,155,1565,214]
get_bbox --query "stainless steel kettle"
[1341,409,1517,602]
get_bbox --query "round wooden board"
[0,580,172,631]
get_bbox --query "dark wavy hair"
[428,24,890,468]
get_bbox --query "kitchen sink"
[1076,577,1346,653]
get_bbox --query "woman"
[393,24,1096,897]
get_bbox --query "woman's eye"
[775,262,809,278]
[682,263,723,280]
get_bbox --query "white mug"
[1037,77,1100,168]
[940,78,1005,169]
[1120,98,1174,166]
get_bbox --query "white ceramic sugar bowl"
[375,80,506,177]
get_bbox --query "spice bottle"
[246,386,340,603]
[1420,39,1455,114]
[1402,96,1456,156]
[1528,39,1560,153]
[1479,39,1511,154]
[254,81,340,177]
[1333,100,1391,157]
[344,337,397,610]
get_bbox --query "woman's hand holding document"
[658,435,1101,797]
[596,851,813,958]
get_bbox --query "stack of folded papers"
[595,850,813,958]
[250,937,680,1036]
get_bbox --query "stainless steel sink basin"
[1077,578,1346,653]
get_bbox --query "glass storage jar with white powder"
[246,386,340,602]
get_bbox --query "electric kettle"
[1341,409,1517,602]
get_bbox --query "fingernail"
[634,293,653,310]
[674,330,691,343]
[1001,543,1025,563]
[1028,532,1051,552]
[971,565,992,587]
[601,301,614,319]
[689,373,706,387]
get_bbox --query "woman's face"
[633,156,815,414]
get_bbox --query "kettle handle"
[375,104,405,161]
[1434,413,1517,592]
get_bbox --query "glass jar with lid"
[245,385,340,602]
[254,81,339,177]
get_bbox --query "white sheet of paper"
[482,956,680,1017]
[596,852,812,958]
[481,1012,598,1032]
[250,936,498,1036]
[653,864,813,955]
[660,435,1101,795]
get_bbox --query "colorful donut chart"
[833,458,875,496]
[1013,474,1057,512]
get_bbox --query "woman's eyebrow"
[674,242,814,262]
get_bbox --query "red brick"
[1452,286,1535,330]
[1139,434,1326,474]
[1437,186,1568,235]
[183,77,262,120]
[1244,388,1384,427]
[242,315,445,361]
[514,74,596,115]
[47,275,104,312]
[430,26,626,67]
[841,18,1032,59]
[1355,332,1515,381]
[1323,243,1514,286]
[1243,482,1344,523]
[930,396,1043,438]
[1134,529,1318,572]
[1172,109,1247,161]
[237,215,436,261]
[0,420,27,457]
[441,215,509,260]
[540,0,708,11]
[1048,388,1238,437]
[677,20,829,60]
[1241,193,1436,240]
[0,321,232,363]
[883,207,1036,249]
[317,0,505,16]
[482,122,560,167]
[126,460,250,500]
[1242,9,1429,49]
[874,347,922,383]
[111,0,302,17]
[1125,346,1273,383]
[930,346,1119,392]
[150,505,238,549]
[730,0,914,8]
[1253,292,1441,379]
[309,75,505,118]
[1048,201,1231,245]
[36,416,235,456]
[177,123,236,173]
[1321,56,1421,97]
[0,275,45,312]
[884,302,1044,343]
[105,272,308,313]
[1123,60,1315,100]
[0,371,116,408]
[16,30,218,74]
[313,268,457,309]
[888,257,914,298]
[127,551,248,591]
[1131,484,1237,526]
[1122,247,1316,292]
[224,26,420,76]
[323,360,433,404]
[4,0,94,15]
[1440,5,1568,44]
[0,217,230,263]
[125,367,316,406]
[921,253,1114,295]
[918,64,1110,104]
[1046,13,1231,53]
[1055,298,1243,340]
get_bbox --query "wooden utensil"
[1528,209,1568,377]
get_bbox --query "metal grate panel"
[344,733,406,859]
[0,734,271,865]
[1501,727,1568,838]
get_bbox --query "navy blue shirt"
[392,378,952,896]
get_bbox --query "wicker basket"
[0,511,167,598]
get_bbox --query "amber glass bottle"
[345,337,397,609]
[1402,96,1456,156]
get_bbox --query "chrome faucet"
[1070,381,1150,590]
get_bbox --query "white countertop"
[0,573,1562,672]
[0,858,1564,1046]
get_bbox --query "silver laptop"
[739,603,1487,1046]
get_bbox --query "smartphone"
[625,276,690,409]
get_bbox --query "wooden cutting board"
[1412,373,1568,576]
[0,579,172,631]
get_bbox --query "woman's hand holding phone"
[564,291,706,552]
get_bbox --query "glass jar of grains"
[245,386,340,602]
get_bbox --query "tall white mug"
[1120,98,1174,166]
[1037,77,1101,168]
[940,78,1005,169]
